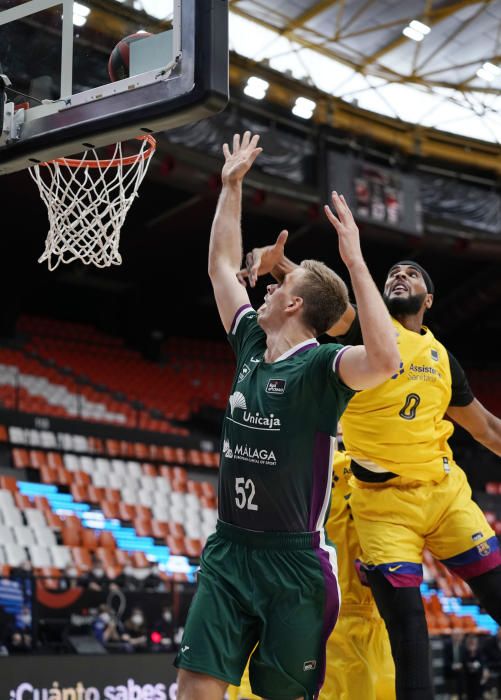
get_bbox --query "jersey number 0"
[399,393,421,420]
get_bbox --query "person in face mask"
[123,607,148,652]
[92,605,124,647]
[151,606,174,652]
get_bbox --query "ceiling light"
[73,1,90,26]
[244,76,269,100]
[292,97,316,119]
[409,19,431,35]
[476,67,495,82]
[403,26,424,42]
[141,0,173,20]
[483,62,501,76]
[74,2,90,16]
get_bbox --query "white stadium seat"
[0,489,15,508]
[40,430,58,448]
[35,528,57,547]
[24,509,48,530]
[50,545,72,569]
[13,526,37,547]
[9,426,27,444]
[64,453,81,472]
[1,507,23,527]
[79,456,96,474]
[28,545,52,568]
[0,524,14,544]
[4,544,27,567]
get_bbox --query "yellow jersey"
[341,318,469,482]
[327,450,375,609]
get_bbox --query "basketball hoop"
[29,135,156,270]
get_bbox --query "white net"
[29,136,156,271]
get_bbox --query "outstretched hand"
[324,192,364,270]
[222,131,263,186]
[237,230,289,288]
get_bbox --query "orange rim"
[42,134,156,168]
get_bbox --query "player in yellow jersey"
[240,228,501,700]
[320,448,395,700]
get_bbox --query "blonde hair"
[294,260,349,336]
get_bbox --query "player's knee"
[468,565,501,624]
[177,669,228,700]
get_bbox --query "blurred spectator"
[483,628,501,697]
[123,607,148,652]
[92,605,125,650]
[141,565,167,592]
[462,634,489,700]
[10,560,33,581]
[151,606,174,652]
[444,628,465,699]
[6,606,33,654]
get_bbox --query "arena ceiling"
[127,0,501,144]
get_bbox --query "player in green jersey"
[175,131,400,700]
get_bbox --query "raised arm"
[208,132,263,333]
[324,192,400,390]
[238,230,357,336]
[447,400,501,457]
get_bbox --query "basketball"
[108,32,153,82]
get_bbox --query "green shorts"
[174,520,339,700]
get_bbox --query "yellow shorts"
[227,662,259,700]
[320,451,395,700]
[320,612,395,700]
[351,463,500,585]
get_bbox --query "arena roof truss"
[224,0,501,144]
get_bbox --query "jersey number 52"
[235,477,259,511]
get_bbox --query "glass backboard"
[0,0,229,174]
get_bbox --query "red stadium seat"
[166,535,185,555]
[184,538,203,557]
[135,505,152,520]
[104,488,121,503]
[87,485,105,504]
[115,550,132,567]
[101,501,119,519]
[134,518,153,537]
[45,511,63,530]
[34,496,51,512]
[0,475,18,492]
[62,525,82,547]
[46,452,64,469]
[151,520,169,538]
[39,465,57,484]
[118,503,136,521]
[56,467,72,486]
[30,450,48,469]
[95,547,117,569]
[14,492,32,510]
[72,547,92,572]
[141,463,157,476]
[131,552,150,568]
[170,523,185,539]
[82,529,101,550]
[100,532,116,550]
[73,471,91,486]
[12,448,30,469]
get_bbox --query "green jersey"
[219,304,355,532]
